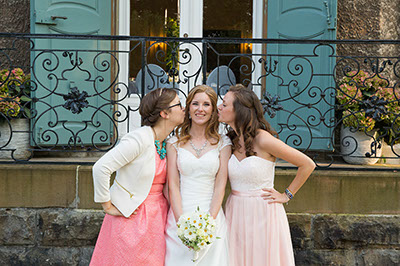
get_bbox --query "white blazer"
[92,126,156,217]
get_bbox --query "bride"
[164,85,231,265]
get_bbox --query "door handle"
[51,16,68,20]
[34,11,66,25]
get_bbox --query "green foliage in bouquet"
[176,207,217,253]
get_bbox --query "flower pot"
[0,118,31,160]
[380,142,400,165]
[340,126,382,165]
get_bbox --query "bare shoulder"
[254,129,278,148]
[255,129,315,168]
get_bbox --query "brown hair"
[139,88,177,126]
[227,84,278,156]
[175,85,220,145]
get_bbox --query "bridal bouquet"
[177,207,218,261]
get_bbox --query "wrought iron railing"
[0,33,399,167]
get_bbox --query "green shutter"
[30,0,113,146]
[266,0,337,151]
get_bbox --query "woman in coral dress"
[218,84,316,266]
[90,88,185,265]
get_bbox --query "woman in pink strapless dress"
[218,85,316,266]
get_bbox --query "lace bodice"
[228,154,276,192]
[168,135,231,212]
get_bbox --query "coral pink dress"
[225,154,295,266]
[90,148,168,266]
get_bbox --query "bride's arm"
[167,143,183,222]
[209,145,231,219]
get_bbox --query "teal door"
[266,0,337,151]
[30,0,113,147]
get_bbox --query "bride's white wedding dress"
[164,135,230,266]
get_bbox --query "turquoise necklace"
[154,140,166,160]
[152,127,166,160]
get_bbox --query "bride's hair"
[227,84,278,156]
[175,85,220,145]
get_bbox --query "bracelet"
[285,188,294,200]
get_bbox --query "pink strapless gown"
[225,155,295,266]
[90,149,168,266]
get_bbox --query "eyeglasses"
[167,102,182,109]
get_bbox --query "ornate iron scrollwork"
[0,34,399,167]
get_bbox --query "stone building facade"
[1,0,399,265]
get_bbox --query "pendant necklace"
[189,139,208,157]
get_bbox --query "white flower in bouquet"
[177,207,218,261]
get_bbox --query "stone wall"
[290,214,400,265]
[0,208,103,265]
[337,0,400,57]
[2,165,400,214]
[0,208,399,265]
[0,0,30,34]
[0,0,31,72]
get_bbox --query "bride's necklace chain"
[189,138,208,157]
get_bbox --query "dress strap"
[167,135,179,150]
[218,134,232,151]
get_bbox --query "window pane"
[129,0,178,79]
[204,0,253,84]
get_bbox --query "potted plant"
[375,86,400,164]
[0,68,32,160]
[336,70,389,165]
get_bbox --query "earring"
[188,114,191,120]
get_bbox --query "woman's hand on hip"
[101,201,123,216]
[261,188,289,204]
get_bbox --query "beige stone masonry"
[0,164,398,214]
